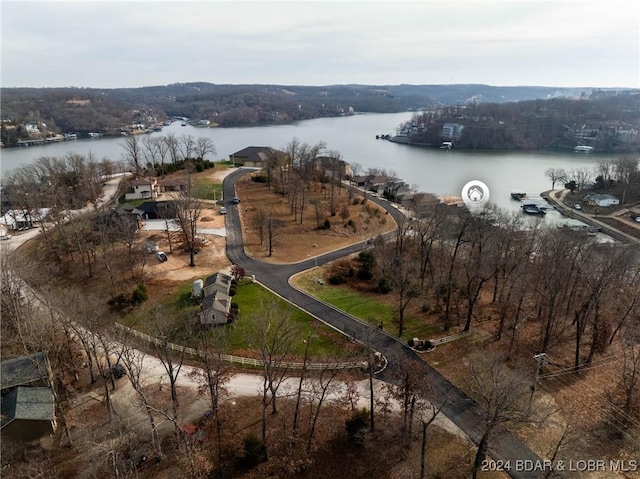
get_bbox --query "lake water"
[0,112,612,214]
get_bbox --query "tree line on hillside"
[0,83,603,146]
[398,91,640,152]
[545,156,640,197]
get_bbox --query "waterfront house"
[365,175,393,195]
[585,193,620,207]
[1,352,56,442]
[229,146,288,168]
[125,177,158,201]
[442,123,464,139]
[351,175,369,188]
[199,272,233,327]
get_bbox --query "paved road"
[223,169,543,478]
[544,190,640,244]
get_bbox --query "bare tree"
[121,134,142,175]
[118,341,162,456]
[179,134,196,161]
[544,167,567,190]
[248,300,299,454]
[617,333,640,421]
[195,136,216,160]
[467,353,549,479]
[568,167,592,192]
[265,209,283,257]
[382,217,422,337]
[153,317,187,439]
[141,134,160,171]
[595,158,614,190]
[309,198,325,229]
[190,327,232,472]
[348,161,363,203]
[175,166,204,267]
[389,359,430,448]
[305,365,341,454]
[163,132,181,165]
[419,399,447,479]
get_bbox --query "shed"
[1,387,56,442]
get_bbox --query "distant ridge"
[0,83,632,142]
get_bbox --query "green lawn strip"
[229,281,347,357]
[193,177,222,201]
[117,195,147,206]
[294,269,439,342]
[121,278,350,359]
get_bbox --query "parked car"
[0,234,11,241]
[219,206,227,215]
[635,216,640,223]
[111,364,126,379]
[574,204,582,210]
[156,251,168,262]
[232,196,240,204]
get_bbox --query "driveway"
[223,168,543,479]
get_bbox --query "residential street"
[223,168,543,479]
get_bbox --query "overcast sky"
[1,0,638,89]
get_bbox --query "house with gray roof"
[1,387,56,442]
[199,272,233,327]
[1,352,56,442]
[229,147,288,168]
[585,192,620,207]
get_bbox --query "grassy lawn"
[193,177,222,201]
[293,268,440,342]
[117,195,147,206]
[122,278,355,359]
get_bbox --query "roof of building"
[1,386,55,429]
[204,272,232,290]
[1,352,49,390]
[230,146,287,163]
[129,177,157,186]
[587,193,619,201]
[136,201,177,216]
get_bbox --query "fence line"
[429,330,472,346]
[115,323,366,371]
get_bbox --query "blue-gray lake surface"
[1,112,613,214]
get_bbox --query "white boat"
[440,141,453,149]
[574,145,594,153]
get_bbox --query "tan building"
[229,146,288,168]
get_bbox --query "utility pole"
[529,353,548,412]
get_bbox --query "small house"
[158,177,188,193]
[199,272,233,327]
[125,177,158,201]
[1,352,56,442]
[585,193,620,207]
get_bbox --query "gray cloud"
[2,0,638,88]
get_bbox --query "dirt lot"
[236,175,396,263]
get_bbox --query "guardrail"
[115,323,366,371]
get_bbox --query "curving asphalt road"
[223,168,543,478]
